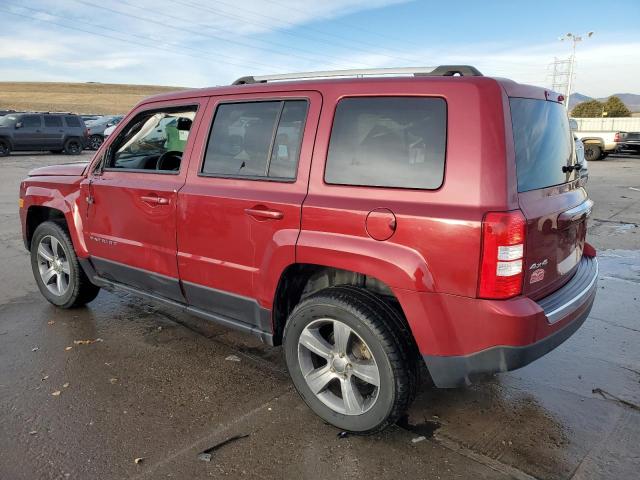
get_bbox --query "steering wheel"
[156,151,183,171]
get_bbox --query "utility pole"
[559,32,594,111]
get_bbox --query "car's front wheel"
[31,221,100,308]
[283,286,417,434]
[88,134,103,150]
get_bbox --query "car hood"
[28,162,89,177]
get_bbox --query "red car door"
[83,99,207,301]
[177,91,321,334]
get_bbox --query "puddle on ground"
[397,415,441,438]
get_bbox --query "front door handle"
[140,194,170,206]
[244,206,284,220]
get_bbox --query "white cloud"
[0,38,68,61]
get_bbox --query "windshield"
[510,98,575,192]
[0,115,17,127]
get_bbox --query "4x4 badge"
[529,259,548,270]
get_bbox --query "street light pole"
[560,32,594,112]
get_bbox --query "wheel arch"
[25,206,69,250]
[0,135,13,149]
[271,263,417,353]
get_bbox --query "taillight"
[478,210,526,299]
[614,132,620,142]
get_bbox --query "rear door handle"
[244,206,284,220]
[140,194,170,206]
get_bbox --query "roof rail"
[232,65,482,85]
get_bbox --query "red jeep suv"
[19,66,598,433]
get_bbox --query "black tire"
[599,152,609,160]
[0,139,10,157]
[64,138,82,155]
[88,134,103,150]
[283,286,418,434]
[30,221,100,308]
[584,144,602,162]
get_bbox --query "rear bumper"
[420,256,598,387]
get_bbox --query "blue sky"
[1,0,638,97]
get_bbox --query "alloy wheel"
[297,318,381,415]
[36,235,70,296]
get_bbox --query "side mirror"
[569,118,578,132]
[15,122,23,129]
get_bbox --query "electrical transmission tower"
[548,57,572,105]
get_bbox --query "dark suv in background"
[0,112,87,157]
[86,115,123,150]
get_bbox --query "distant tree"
[603,96,632,117]
[571,99,604,117]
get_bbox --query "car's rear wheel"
[31,221,100,308]
[584,144,602,161]
[283,286,417,434]
[88,134,103,150]
[64,138,82,155]
[0,139,10,157]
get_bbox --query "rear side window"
[510,98,574,192]
[22,115,42,128]
[202,100,308,180]
[44,116,63,127]
[64,116,82,127]
[325,97,447,190]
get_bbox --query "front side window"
[325,97,447,190]
[22,115,42,128]
[44,116,63,128]
[202,100,308,180]
[107,106,197,173]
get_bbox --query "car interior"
[110,109,196,172]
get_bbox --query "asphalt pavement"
[1,151,639,479]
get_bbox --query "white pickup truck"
[569,120,624,161]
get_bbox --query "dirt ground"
[0,82,188,115]
[0,151,639,479]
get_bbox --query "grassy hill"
[0,82,189,115]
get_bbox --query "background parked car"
[570,119,588,180]
[0,112,87,156]
[618,132,640,155]
[103,123,117,138]
[572,127,624,161]
[80,114,102,123]
[85,115,123,150]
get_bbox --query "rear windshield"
[510,98,574,192]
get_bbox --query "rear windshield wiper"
[562,164,583,173]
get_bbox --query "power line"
[261,0,409,46]
[0,5,281,72]
[182,0,421,63]
[72,0,352,70]
[111,0,361,69]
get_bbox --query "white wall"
[572,117,640,132]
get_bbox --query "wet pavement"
[1,152,639,479]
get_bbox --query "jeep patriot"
[19,65,598,433]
